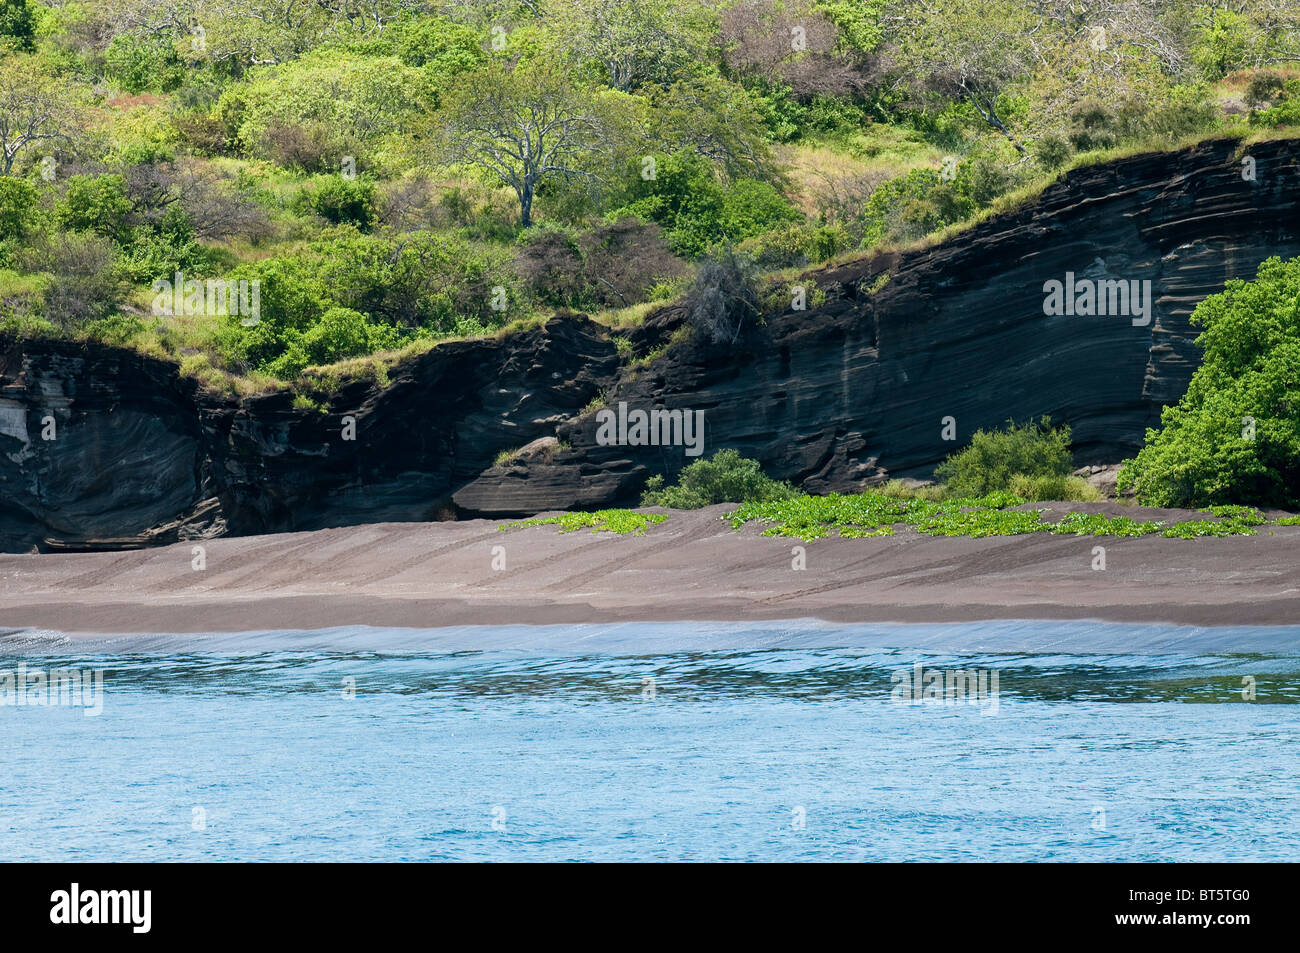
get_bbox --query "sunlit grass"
[499,510,669,536]
[725,491,1282,542]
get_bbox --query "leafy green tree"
[884,0,1040,154]
[0,59,85,175]
[542,0,716,92]
[648,73,775,181]
[1118,256,1300,508]
[435,61,615,227]
[219,49,434,163]
[0,0,35,52]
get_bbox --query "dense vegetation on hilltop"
[1,0,1299,398]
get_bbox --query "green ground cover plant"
[499,510,669,536]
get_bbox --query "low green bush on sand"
[935,417,1075,498]
[641,449,794,509]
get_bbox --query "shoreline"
[2,504,1298,637]
[5,618,1300,656]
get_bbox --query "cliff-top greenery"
[2,0,1300,396]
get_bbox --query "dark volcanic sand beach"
[1,503,1298,634]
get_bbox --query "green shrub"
[295,176,378,230]
[641,449,794,508]
[934,417,1073,498]
[684,246,760,344]
[612,151,797,257]
[0,176,38,243]
[265,306,403,379]
[56,174,132,241]
[737,222,847,269]
[82,313,148,345]
[120,206,217,284]
[1007,473,1103,502]
[1118,256,1300,508]
[859,167,976,248]
[104,32,185,93]
[38,232,125,329]
[1252,79,1300,127]
[214,228,517,375]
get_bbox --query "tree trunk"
[519,181,534,228]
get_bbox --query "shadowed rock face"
[0,319,617,551]
[2,137,1298,550]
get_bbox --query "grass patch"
[1160,520,1255,538]
[1008,473,1104,503]
[499,510,669,536]
[911,507,1051,538]
[1157,505,1267,538]
[1050,512,1164,537]
[725,490,1035,541]
[725,490,1275,542]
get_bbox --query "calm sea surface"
[2,621,1297,862]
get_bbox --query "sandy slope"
[0,503,1297,634]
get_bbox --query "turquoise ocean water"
[2,621,1297,862]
